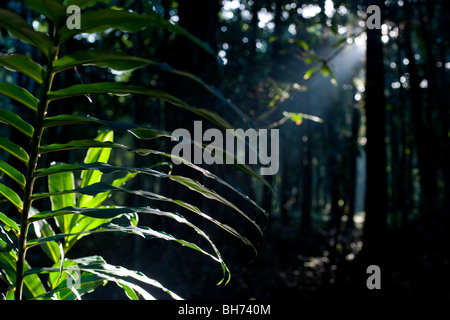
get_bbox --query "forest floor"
[79,214,449,301]
[205,217,450,302]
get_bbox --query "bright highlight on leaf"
[0,109,35,138]
[0,83,39,112]
[0,54,44,84]
[0,160,26,189]
[0,0,267,301]
[283,111,323,124]
[0,183,23,212]
[0,9,56,58]
[0,137,30,165]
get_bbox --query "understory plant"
[0,0,267,300]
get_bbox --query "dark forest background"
[1,0,449,301]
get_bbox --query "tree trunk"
[362,0,388,260]
[300,121,312,239]
[346,106,360,230]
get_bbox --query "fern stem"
[15,51,58,300]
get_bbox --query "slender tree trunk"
[261,174,274,218]
[268,0,285,224]
[279,157,290,225]
[271,0,283,68]
[319,0,329,44]
[392,30,415,229]
[329,167,341,230]
[387,94,400,227]
[300,121,312,238]
[168,0,220,211]
[404,2,439,221]
[327,107,342,231]
[417,1,449,134]
[439,0,450,220]
[396,39,409,228]
[346,106,360,230]
[362,0,388,260]
[248,0,260,71]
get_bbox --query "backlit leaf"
[64,0,113,10]
[48,169,76,235]
[32,219,62,263]
[0,9,55,58]
[43,114,172,139]
[78,130,113,207]
[0,183,23,211]
[52,50,253,126]
[0,83,39,112]
[53,50,153,73]
[56,8,214,55]
[32,181,255,250]
[0,211,20,235]
[47,83,232,129]
[0,160,26,189]
[0,108,34,138]
[27,206,230,284]
[18,0,66,27]
[303,65,319,81]
[0,137,29,165]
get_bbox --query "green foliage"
[0,0,265,300]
